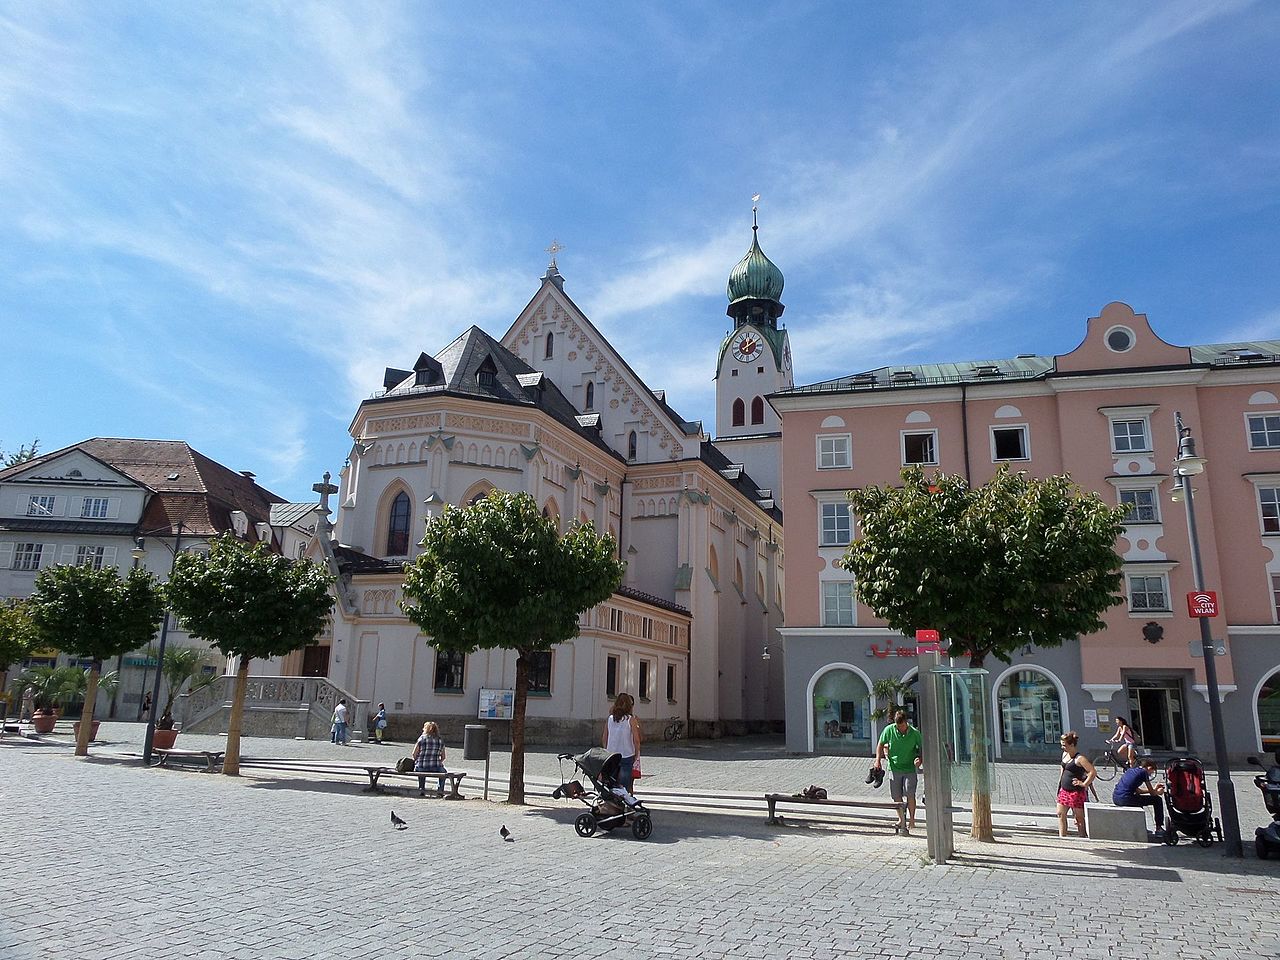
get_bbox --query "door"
[1127,678,1188,752]
[301,644,330,678]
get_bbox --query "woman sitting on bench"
[413,721,448,797]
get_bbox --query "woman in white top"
[603,692,642,791]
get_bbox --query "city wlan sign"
[1186,591,1219,618]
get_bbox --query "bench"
[152,748,226,773]
[235,758,468,799]
[765,793,909,833]
[1085,804,1149,842]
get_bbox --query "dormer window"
[477,357,498,390]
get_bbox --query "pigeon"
[500,825,514,842]
[391,811,408,830]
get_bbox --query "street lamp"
[1173,411,1242,857]
[138,520,187,767]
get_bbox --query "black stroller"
[1162,756,1223,847]
[554,747,653,840]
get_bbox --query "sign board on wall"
[1083,709,1098,728]
[477,688,514,720]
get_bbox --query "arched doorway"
[808,665,872,754]
[993,666,1065,760]
[1257,666,1280,749]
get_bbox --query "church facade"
[295,229,791,742]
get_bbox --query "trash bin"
[463,724,490,761]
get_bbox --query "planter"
[73,720,101,742]
[152,728,179,750]
[32,714,57,734]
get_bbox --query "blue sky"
[1,2,1277,499]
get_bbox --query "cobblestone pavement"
[3,725,1277,960]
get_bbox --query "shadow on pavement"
[1088,841,1279,880]
[948,847,1184,883]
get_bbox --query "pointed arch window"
[386,491,411,556]
[732,398,745,427]
[585,381,595,411]
[751,396,764,425]
[545,332,554,359]
[627,431,637,461]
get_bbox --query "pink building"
[772,302,1280,760]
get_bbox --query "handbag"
[396,757,415,774]
[632,760,642,781]
[376,717,387,730]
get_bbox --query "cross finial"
[312,470,338,513]
[545,239,564,268]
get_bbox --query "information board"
[477,688,515,720]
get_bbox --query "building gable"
[1055,301,1191,373]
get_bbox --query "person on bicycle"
[1106,716,1138,768]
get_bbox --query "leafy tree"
[26,565,164,756]
[154,646,215,729]
[166,536,334,775]
[0,601,37,676]
[401,490,624,804]
[0,439,39,468]
[870,676,915,725]
[840,466,1126,840]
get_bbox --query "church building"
[297,227,792,742]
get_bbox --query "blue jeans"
[332,721,348,744]
[618,755,636,792]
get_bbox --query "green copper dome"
[727,227,785,306]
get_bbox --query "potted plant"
[71,669,119,742]
[152,646,214,750]
[16,665,69,733]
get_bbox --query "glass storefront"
[1260,671,1280,748]
[812,669,872,754]
[996,669,1062,759]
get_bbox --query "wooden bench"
[765,793,910,833]
[152,748,226,773]
[236,758,468,799]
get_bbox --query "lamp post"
[140,521,185,767]
[1173,412,1242,857]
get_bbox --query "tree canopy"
[402,490,624,802]
[840,466,1127,668]
[166,536,333,774]
[26,564,164,754]
[0,601,38,673]
[0,439,39,468]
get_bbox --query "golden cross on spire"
[545,239,564,268]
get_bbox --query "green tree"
[870,677,915,726]
[401,490,624,804]
[0,601,37,678]
[26,565,164,756]
[840,466,1126,840]
[0,439,39,468]
[166,536,334,775]
[154,646,215,729]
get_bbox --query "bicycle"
[663,716,684,742]
[1092,747,1132,782]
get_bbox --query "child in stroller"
[1162,756,1224,847]
[554,747,653,840]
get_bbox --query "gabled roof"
[270,502,321,528]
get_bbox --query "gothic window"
[751,396,764,425]
[386,491,411,556]
[627,431,637,461]
[585,382,595,410]
[732,398,745,427]
[545,332,554,359]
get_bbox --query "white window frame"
[821,580,856,626]
[26,495,56,517]
[1118,487,1160,524]
[12,542,43,571]
[81,497,111,519]
[76,545,107,569]
[819,501,852,547]
[900,429,939,467]
[1246,411,1280,451]
[1259,485,1280,535]
[1126,572,1170,614]
[989,424,1030,462]
[816,434,852,470]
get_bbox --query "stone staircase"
[178,675,369,741]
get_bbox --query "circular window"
[1105,326,1135,353]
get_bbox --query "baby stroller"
[1162,756,1223,847]
[553,747,653,840]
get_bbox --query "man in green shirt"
[874,710,923,833]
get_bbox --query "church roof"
[370,327,624,462]
[727,227,785,307]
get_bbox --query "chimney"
[240,471,256,480]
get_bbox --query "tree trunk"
[507,649,530,805]
[223,656,250,776]
[75,660,101,757]
[968,651,995,841]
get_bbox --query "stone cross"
[312,471,338,513]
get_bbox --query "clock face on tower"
[731,331,762,363]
